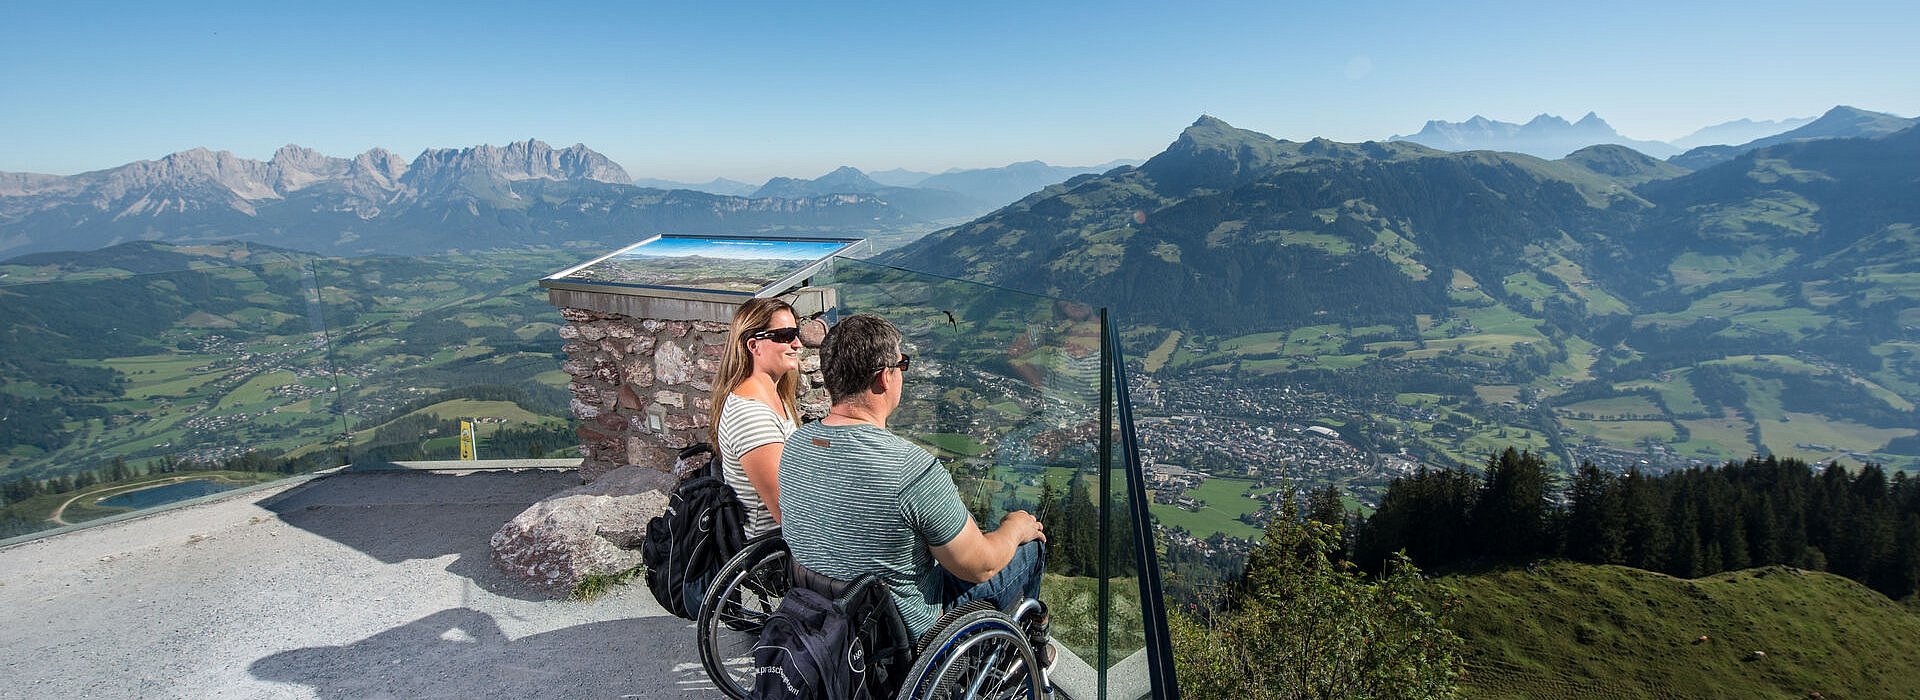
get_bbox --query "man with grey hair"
[777,313,1047,641]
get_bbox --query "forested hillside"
[1359,450,1920,600]
[886,116,1920,473]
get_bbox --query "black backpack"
[642,443,747,619]
[749,574,912,700]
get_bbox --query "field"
[1558,396,1662,419]
[0,248,584,486]
[1149,477,1267,541]
[1444,562,1920,699]
[920,432,991,458]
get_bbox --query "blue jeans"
[937,540,1046,612]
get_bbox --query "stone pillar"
[548,288,831,482]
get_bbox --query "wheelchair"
[698,531,792,698]
[697,532,1052,699]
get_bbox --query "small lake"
[98,479,239,509]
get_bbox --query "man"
[777,314,1047,640]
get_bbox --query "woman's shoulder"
[722,392,780,417]
[720,392,793,433]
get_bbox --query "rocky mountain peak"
[139,147,277,200]
[405,139,631,187]
[1523,113,1573,129]
[812,166,881,190]
[268,145,350,192]
[1393,111,1677,159]
[1142,116,1301,193]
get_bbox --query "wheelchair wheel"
[897,609,1048,700]
[697,533,791,699]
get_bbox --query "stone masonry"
[554,304,828,482]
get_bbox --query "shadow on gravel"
[260,470,583,602]
[250,607,714,698]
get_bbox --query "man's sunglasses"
[748,327,801,344]
[874,353,911,374]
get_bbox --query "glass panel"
[817,258,1110,669]
[0,257,345,541]
[312,252,580,467]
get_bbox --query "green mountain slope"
[882,116,1919,472]
[1444,562,1920,699]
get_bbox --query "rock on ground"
[490,465,678,596]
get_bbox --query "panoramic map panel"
[561,236,853,293]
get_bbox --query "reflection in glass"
[0,256,345,540]
[312,254,580,467]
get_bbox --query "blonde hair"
[709,297,801,445]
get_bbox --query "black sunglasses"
[748,327,801,344]
[873,353,911,374]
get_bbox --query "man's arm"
[929,510,1045,584]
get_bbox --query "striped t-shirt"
[718,393,795,538]
[777,421,971,638]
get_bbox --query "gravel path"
[0,469,715,699]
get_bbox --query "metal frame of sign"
[540,233,866,302]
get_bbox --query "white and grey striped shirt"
[717,393,795,538]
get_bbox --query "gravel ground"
[0,469,715,699]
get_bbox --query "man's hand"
[999,510,1046,544]
[932,510,1046,584]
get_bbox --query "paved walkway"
[0,469,715,699]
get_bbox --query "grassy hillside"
[1442,561,1920,699]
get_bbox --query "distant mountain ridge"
[746,160,1142,221]
[627,177,759,197]
[0,139,913,257]
[1670,116,1815,149]
[1669,105,1918,170]
[1391,112,1680,159]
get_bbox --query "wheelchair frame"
[696,532,1050,699]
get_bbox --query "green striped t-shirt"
[777,421,971,637]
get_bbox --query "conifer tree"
[1472,448,1553,561]
[1620,468,1669,571]
[1035,476,1063,569]
[1567,462,1626,564]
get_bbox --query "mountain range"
[893,111,1920,321]
[0,141,1142,257]
[0,140,920,257]
[1389,107,1915,166]
[1669,116,1816,149]
[882,112,1920,468]
[607,161,1138,211]
[1668,105,1919,170]
[1391,112,1683,159]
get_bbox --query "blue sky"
[3,0,1916,182]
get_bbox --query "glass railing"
[819,257,1176,698]
[0,249,588,543]
[309,253,578,467]
[0,255,346,542]
[0,248,1179,696]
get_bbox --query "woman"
[709,296,804,538]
